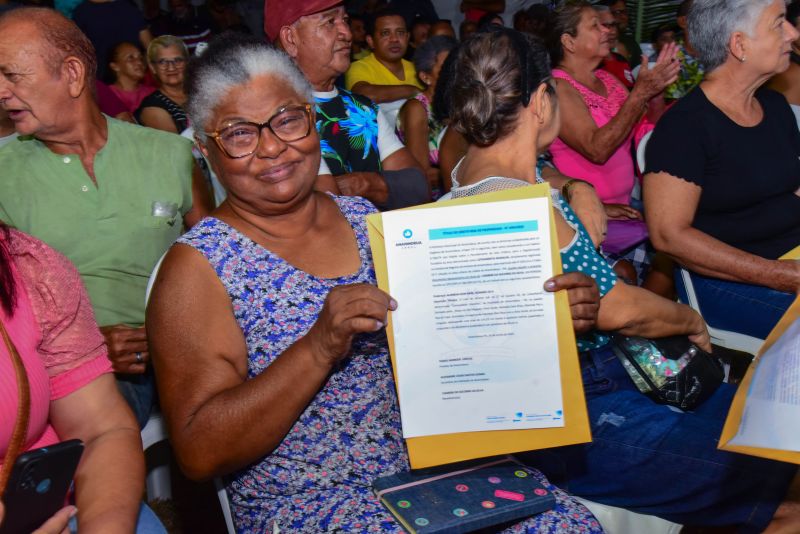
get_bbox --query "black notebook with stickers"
[372,457,556,533]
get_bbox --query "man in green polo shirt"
[0,7,212,426]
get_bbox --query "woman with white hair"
[645,0,800,341]
[147,34,603,533]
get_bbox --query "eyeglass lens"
[218,107,310,157]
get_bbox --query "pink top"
[108,83,155,114]
[550,69,635,204]
[0,230,111,467]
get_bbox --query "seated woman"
[136,35,189,133]
[434,39,608,248]
[147,34,603,533]
[547,2,679,284]
[397,35,458,198]
[645,0,800,340]
[106,41,155,114]
[448,27,799,531]
[0,226,164,533]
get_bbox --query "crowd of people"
[0,0,799,532]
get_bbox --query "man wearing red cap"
[266,0,429,209]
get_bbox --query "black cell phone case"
[0,439,84,534]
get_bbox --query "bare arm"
[333,172,389,203]
[645,171,800,293]
[556,44,680,164]
[382,145,423,172]
[598,281,711,351]
[399,99,432,172]
[49,374,143,534]
[541,166,607,246]
[438,127,469,192]
[399,100,440,191]
[184,161,214,228]
[148,245,394,480]
[138,28,153,49]
[351,82,419,104]
[139,106,178,133]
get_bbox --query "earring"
[740,55,746,63]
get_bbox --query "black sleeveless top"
[135,90,188,132]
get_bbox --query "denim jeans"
[676,270,795,340]
[116,369,156,429]
[518,345,797,532]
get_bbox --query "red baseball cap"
[264,0,344,42]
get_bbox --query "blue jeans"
[116,369,156,429]
[676,270,794,340]
[518,346,797,532]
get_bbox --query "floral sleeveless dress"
[178,195,602,533]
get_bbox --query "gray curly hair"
[185,34,313,142]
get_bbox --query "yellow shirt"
[345,53,424,91]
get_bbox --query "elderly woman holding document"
[446,27,800,531]
[146,34,602,533]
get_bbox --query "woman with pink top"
[107,41,155,114]
[0,226,164,533]
[547,1,679,284]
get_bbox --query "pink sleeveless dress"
[550,69,635,205]
[0,230,111,468]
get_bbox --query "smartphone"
[0,439,84,534]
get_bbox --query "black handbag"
[611,335,725,410]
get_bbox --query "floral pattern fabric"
[177,195,602,533]
[663,41,704,101]
[314,89,382,176]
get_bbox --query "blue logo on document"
[512,411,524,422]
[403,229,413,239]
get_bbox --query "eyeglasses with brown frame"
[204,104,314,159]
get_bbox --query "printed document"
[381,198,564,438]
[729,318,800,450]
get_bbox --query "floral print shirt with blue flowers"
[314,89,382,176]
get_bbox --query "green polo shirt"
[0,117,193,326]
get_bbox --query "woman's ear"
[560,32,576,55]
[729,30,747,62]
[531,82,552,125]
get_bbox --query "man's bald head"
[0,7,97,84]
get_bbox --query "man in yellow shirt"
[345,7,423,104]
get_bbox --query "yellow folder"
[718,295,800,463]
[366,184,592,469]
[780,245,800,260]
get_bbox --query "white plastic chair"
[576,498,681,534]
[214,479,237,534]
[141,254,173,501]
[678,268,765,355]
[636,129,653,178]
[141,412,172,500]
